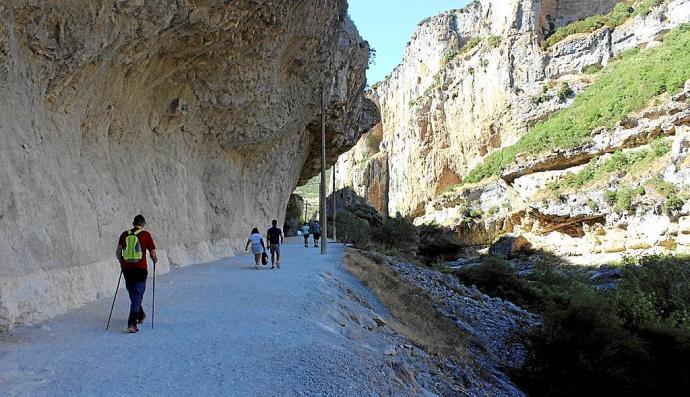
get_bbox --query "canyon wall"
[0,0,377,329]
[336,0,690,262]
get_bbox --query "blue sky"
[348,0,471,84]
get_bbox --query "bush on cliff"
[465,23,690,184]
[457,254,690,395]
[544,0,665,48]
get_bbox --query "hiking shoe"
[127,325,139,333]
[137,310,146,324]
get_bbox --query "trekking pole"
[106,270,123,331]
[152,260,156,329]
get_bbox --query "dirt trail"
[0,238,424,396]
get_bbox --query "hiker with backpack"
[312,220,321,248]
[266,220,284,269]
[116,214,157,333]
[245,227,266,270]
[301,222,310,248]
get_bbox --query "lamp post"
[319,85,328,255]
[332,164,337,242]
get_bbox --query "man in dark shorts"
[266,219,284,269]
[312,220,321,248]
[116,214,158,333]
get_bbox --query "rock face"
[336,0,690,264]
[283,194,305,237]
[337,0,690,217]
[0,1,378,329]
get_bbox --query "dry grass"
[344,251,471,364]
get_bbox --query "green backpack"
[122,229,143,263]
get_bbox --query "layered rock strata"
[337,0,690,217]
[418,83,690,264]
[0,0,377,329]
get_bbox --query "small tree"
[336,210,371,248]
[372,213,420,254]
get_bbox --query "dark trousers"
[123,268,148,326]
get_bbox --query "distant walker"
[301,222,310,248]
[312,220,321,248]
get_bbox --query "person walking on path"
[116,214,158,334]
[245,228,266,270]
[301,222,310,248]
[266,220,284,269]
[312,220,321,248]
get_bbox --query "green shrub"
[663,194,685,215]
[336,210,371,248]
[531,93,553,104]
[614,187,645,212]
[460,254,690,396]
[371,213,420,254]
[647,176,677,197]
[587,198,598,211]
[461,37,481,53]
[583,64,603,74]
[465,24,690,184]
[367,133,382,153]
[557,82,574,101]
[442,49,458,66]
[604,190,618,205]
[487,35,502,48]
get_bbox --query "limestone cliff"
[339,0,689,216]
[0,0,377,329]
[336,0,690,262]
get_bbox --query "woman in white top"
[245,227,266,270]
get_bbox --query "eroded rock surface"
[337,0,689,218]
[0,0,378,329]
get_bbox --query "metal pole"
[332,163,337,242]
[106,270,123,331]
[320,85,328,255]
[151,261,155,329]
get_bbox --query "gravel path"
[0,239,418,396]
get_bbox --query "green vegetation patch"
[456,254,690,395]
[647,176,689,214]
[545,0,666,48]
[461,37,481,53]
[465,24,690,184]
[487,35,502,48]
[367,133,383,154]
[548,138,671,193]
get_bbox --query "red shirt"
[118,228,156,270]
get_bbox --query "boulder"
[489,236,532,259]
[626,239,652,251]
[679,216,690,235]
[602,240,626,253]
[678,233,690,247]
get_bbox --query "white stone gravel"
[0,239,414,396]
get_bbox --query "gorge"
[336,0,690,264]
